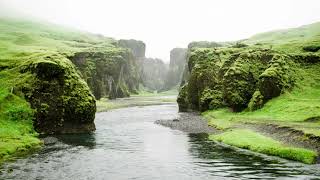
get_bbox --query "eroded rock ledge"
[178,46,320,112]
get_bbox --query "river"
[1,101,319,179]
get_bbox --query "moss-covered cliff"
[140,58,168,91]
[177,22,320,163]
[118,39,146,59]
[0,17,141,160]
[118,39,169,91]
[178,22,320,112]
[164,48,187,90]
[70,48,140,99]
[178,46,319,112]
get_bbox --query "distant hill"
[0,17,117,59]
[243,22,320,53]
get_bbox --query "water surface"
[1,104,319,179]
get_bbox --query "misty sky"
[1,0,320,62]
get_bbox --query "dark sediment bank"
[155,112,217,134]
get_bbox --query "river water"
[1,103,319,179]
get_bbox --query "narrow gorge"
[0,4,320,179]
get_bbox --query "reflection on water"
[187,134,320,179]
[1,104,319,180]
[53,133,97,147]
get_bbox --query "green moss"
[0,88,42,163]
[205,63,320,123]
[248,90,264,111]
[209,129,317,164]
[188,41,222,49]
[199,88,224,111]
[179,47,287,112]
[259,54,296,100]
[202,109,238,129]
[0,17,100,137]
[222,51,267,111]
[179,20,320,165]
[303,45,320,52]
[177,84,189,112]
[70,48,140,100]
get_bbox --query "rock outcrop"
[14,54,96,134]
[118,39,168,91]
[141,58,168,91]
[118,39,146,59]
[69,48,140,100]
[164,48,187,90]
[177,46,301,112]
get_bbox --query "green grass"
[0,17,116,59]
[209,129,317,164]
[0,16,120,162]
[96,98,128,112]
[203,60,320,164]
[0,87,42,163]
[133,88,178,97]
[203,65,320,132]
[96,94,177,112]
[244,21,320,54]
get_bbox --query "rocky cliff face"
[177,46,316,112]
[118,39,146,59]
[164,48,187,90]
[70,48,140,100]
[0,18,148,135]
[180,41,223,87]
[12,54,96,134]
[118,39,168,91]
[141,58,168,91]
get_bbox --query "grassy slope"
[204,22,320,163]
[0,17,117,162]
[244,22,320,53]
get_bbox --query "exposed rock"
[42,137,58,145]
[155,112,217,133]
[141,58,168,91]
[178,46,300,112]
[163,48,187,90]
[69,48,140,99]
[17,54,96,134]
[118,39,146,59]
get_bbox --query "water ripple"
[1,105,319,180]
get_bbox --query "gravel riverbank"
[155,112,218,134]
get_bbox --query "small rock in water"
[173,119,179,122]
[42,137,58,145]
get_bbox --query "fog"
[1,0,320,62]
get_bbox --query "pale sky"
[1,0,320,62]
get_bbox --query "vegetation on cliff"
[141,58,168,91]
[70,48,140,99]
[0,17,141,161]
[163,48,187,90]
[178,22,320,163]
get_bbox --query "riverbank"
[201,65,320,164]
[157,76,320,164]
[96,91,177,112]
[157,111,319,164]
[0,90,176,164]
[3,104,320,179]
